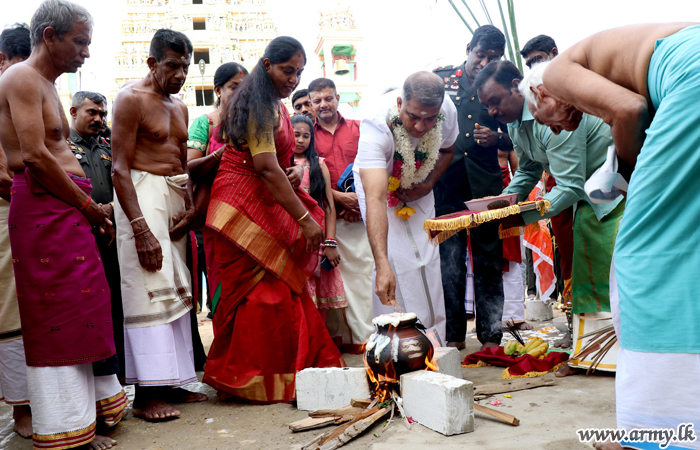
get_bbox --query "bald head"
[402,71,445,109]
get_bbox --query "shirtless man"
[112,28,207,422]
[541,23,700,449]
[0,22,32,439]
[0,1,126,449]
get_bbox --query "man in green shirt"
[474,60,624,376]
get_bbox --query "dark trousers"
[434,163,505,345]
[97,235,125,381]
[187,231,207,372]
[525,248,536,297]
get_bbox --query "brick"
[431,347,462,379]
[295,367,370,411]
[400,371,474,435]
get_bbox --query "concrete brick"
[400,371,474,436]
[296,367,370,411]
[431,347,462,379]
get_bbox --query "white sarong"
[0,338,29,405]
[115,170,192,329]
[0,199,21,342]
[611,256,700,445]
[325,220,375,351]
[501,261,525,322]
[28,364,126,449]
[124,313,196,387]
[364,192,446,344]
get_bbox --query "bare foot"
[593,441,625,449]
[163,387,208,404]
[12,405,32,438]
[555,364,581,378]
[132,398,181,421]
[503,321,533,331]
[553,333,572,348]
[446,341,466,350]
[90,435,117,450]
[479,342,499,351]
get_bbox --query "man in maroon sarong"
[0,1,126,448]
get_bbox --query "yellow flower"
[395,206,416,220]
[388,176,400,192]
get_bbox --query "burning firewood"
[301,406,391,450]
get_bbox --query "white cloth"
[585,145,628,203]
[501,261,525,322]
[465,250,475,315]
[325,220,375,349]
[354,89,459,344]
[611,257,700,445]
[0,338,29,405]
[115,170,192,329]
[27,364,124,448]
[0,200,20,341]
[124,313,196,387]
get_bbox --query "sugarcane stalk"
[496,0,516,64]
[447,0,474,34]
[506,0,523,72]
[459,0,480,28]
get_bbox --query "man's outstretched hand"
[375,261,397,306]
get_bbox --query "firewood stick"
[390,391,412,430]
[350,398,372,409]
[474,378,555,396]
[474,404,520,426]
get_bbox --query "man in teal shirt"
[474,60,624,376]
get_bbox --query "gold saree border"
[207,199,306,292]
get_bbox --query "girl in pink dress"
[291,115,348,315]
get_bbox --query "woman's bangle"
[211,151,221,160]
[130,216,144,224]
[79,196,92,211]
[296,211,309,222]
[133,228,151,238]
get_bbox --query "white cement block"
[526,298,553,321]
[431,347,462,379]
[296,367,370,411]
[400,371,474,436]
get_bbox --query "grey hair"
[71,91,106,108]
[30,0,93,49]
[518,60,550,108]
[401,71,445,109]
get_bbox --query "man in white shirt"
[354,72,459,342]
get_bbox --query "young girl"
[291,114,348,317]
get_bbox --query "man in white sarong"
[355,72,459,344]
[112,29,207,421]
[0,22,32,439]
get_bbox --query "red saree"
[203,105,345,403]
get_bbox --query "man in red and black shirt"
[308,78,374,353]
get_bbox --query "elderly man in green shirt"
[474,60,624,377]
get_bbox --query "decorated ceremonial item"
[386,105,444,220]
[423,198,551,244]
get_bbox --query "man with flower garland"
[354,71,458,343]
[433,25,511,350]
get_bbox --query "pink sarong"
[8,170,115,366]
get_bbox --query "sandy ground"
[0,310,614,450]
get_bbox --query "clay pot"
[365,314,434,382]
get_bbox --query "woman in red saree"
[203,37,345,403]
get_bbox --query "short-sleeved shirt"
[503,99,622,225]
[353,90,459,205]
[68,129,113,205]
[314,113,361,190]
